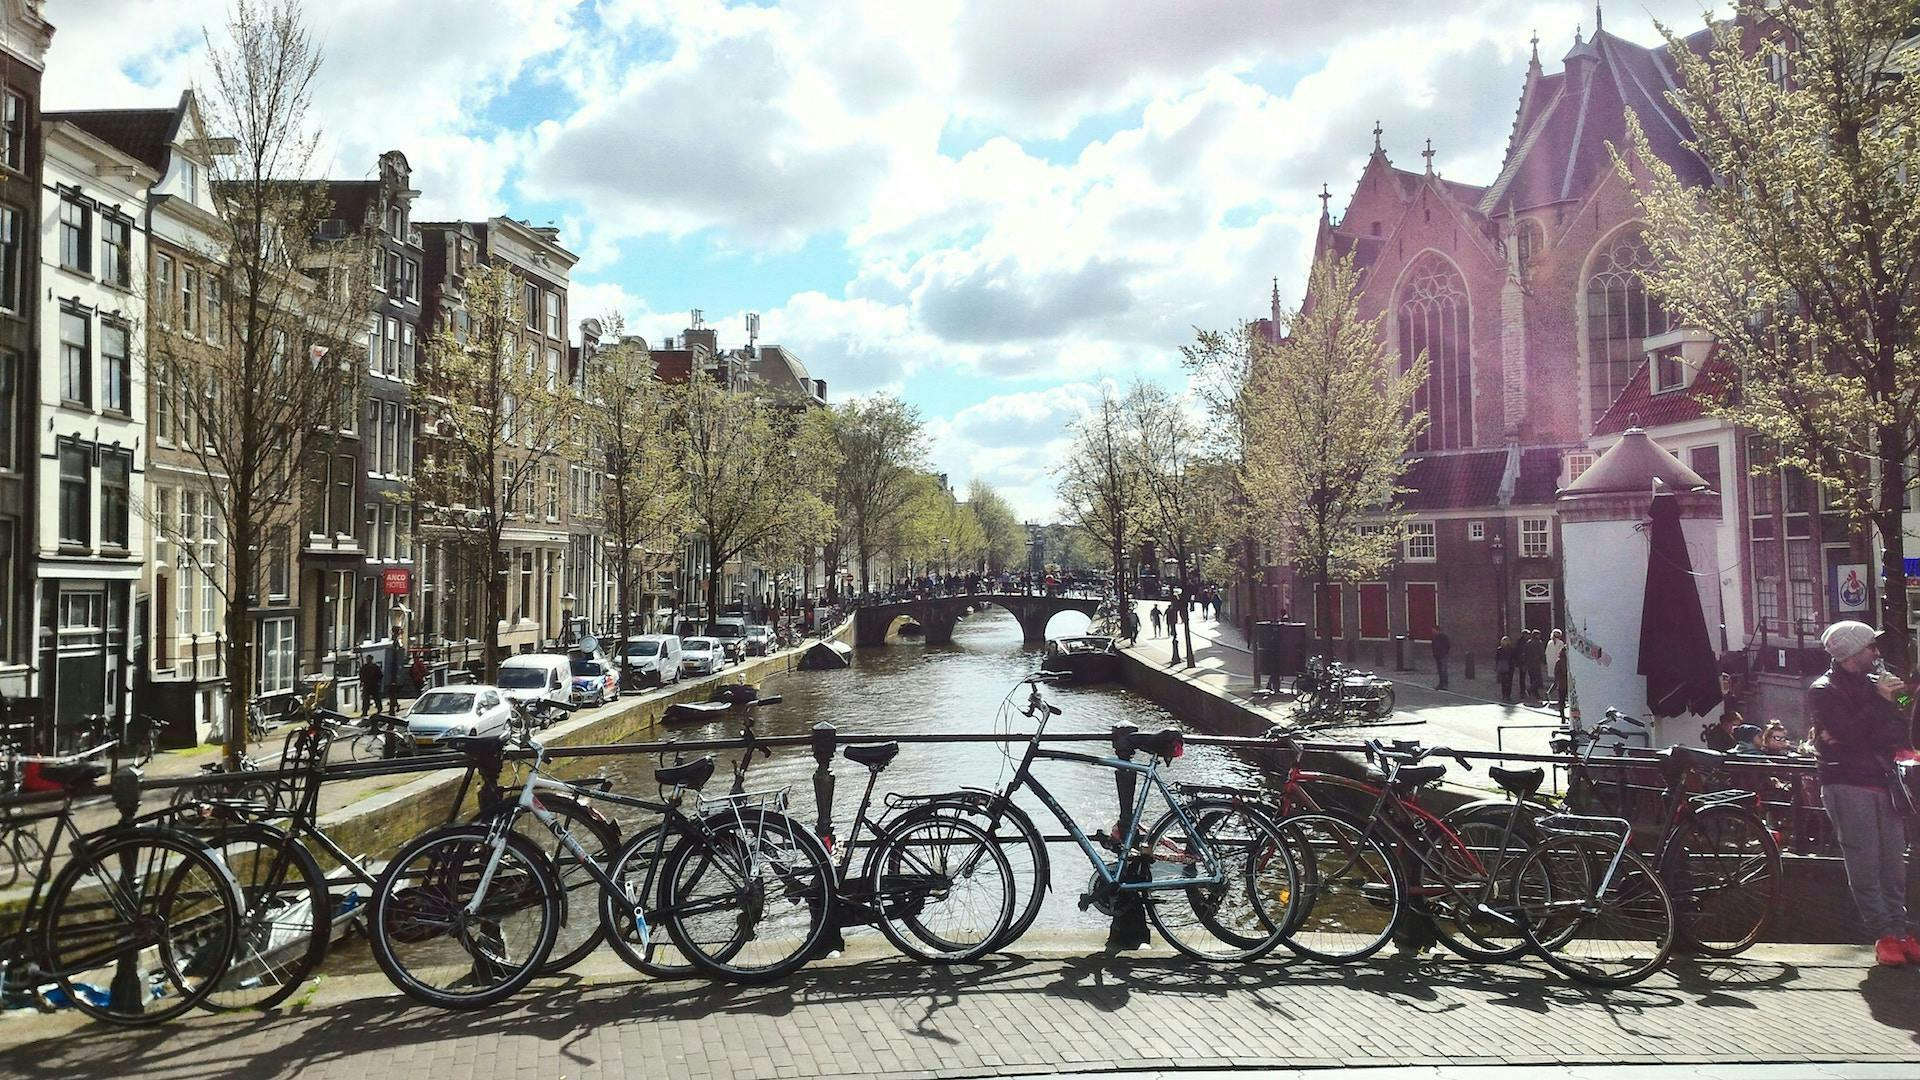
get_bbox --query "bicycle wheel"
[1370,686,1396,719]
[477,795,618,973]
[867,812,1012,963]
[1517,833,1675,987]
[1664,805,1780,957]
[1274,812,1400,964]
[1141,800,1295,963]
[198,822,330,1011]
[41,828,242,1024]
[601,819,700,978]
[903,796,1048,952]
[1424,810,1539,962]
[661,809,833,984]
[367,825,559,1010]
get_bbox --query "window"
[331,454,354,537]
[257,617,295,695]
[520,550,534,621]
[398,507,412,563]
[1747,436,1779,540]
[0,90,21,171]
[1468,520,1485,542]
[181,266,198,335]
[364,503,381,558]
[200,499,219,634]
[367,398,380,462]
[1520,517,1551,559]
[545,465,559,520]
[0,351,13,471]
[367,316,380,372]
[100,216,130,288]
[1788,541,1819,633]
[176,490,196,638]
[59,308,89,405]
[1563,451,1596,488]
[58,442,89,547]
[1514,217,1543,278]
[1753,540,1783,630]
[1688,445,1721,494]
[1403,521,1436,561]
[0,206,20,313]
[59,196,88,273]
[383,400,398,474]
[523,283,539,328]
[544,291,560,338]
[268,526,289,600]
[400,324,415,381]
[205,278,222,342]
[154,254,174,326]
[100,450,130,549]
[1585,228,1667,427]
[1652,348,1685,393]
[383,317,398,376]
[398,409,413,478]
[1397,255,1472,450]
[546,346,560,391]
[404,257,419,301]
[101,320,129,414]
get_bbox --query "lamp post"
[1490,532,1508,639]
[940,536,950,587]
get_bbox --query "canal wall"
[1114,646,1883,946]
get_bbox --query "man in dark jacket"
[1808,620,1918,966]
[1431,627,1452,690]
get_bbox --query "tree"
[1240,253,1426,658]
[582,330,686,643]
[1058,384,1142,612]
[1619,0,1920,662]
[678,373,839,624]
[965,480,1023,571]
[410,262,583,679]
[896,475,986,581]
[151,0,373,765]
[1183,322,1266,620]
[1120,381,1225,666]
[827,395,929,593]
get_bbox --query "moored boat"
[799,639,854,670]
[1040,635,1121,683]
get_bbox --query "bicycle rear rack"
[1537,812,1632,840]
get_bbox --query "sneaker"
[1900,935,1920,964]
[1876,936,1908,966]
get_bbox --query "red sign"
[382,568,411,596]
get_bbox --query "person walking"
[1150,605,1164,638]
[1431,626,1452,690]
[1494,635,1516,704]
[1808,620,1919,966]
[1523,630,1547,703]
[358,656,383,718]
[1545,629,1567,711]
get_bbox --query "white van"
[497,653,573,711]
[624,634,683,688]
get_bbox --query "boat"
[1041,635,1121,683]
[895,620,924,637]
[663,700,735,726]
[799,639,854,670]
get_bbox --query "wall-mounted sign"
[1832,563,1870,613]
[382,568,411,596]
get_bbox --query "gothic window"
[1584,228,1667,427]
[1397,256,1472,450]
[1515,218,1543,278]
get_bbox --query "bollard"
[1105,723,1151,950]
[109,766,145,1012]
[1394,634,1408,672]
[810,722,837,849]
[1464,651,1477,680]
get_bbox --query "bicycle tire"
[1141,800,1296,963]
[1423,815,1537,962]
[41,827,243,1024]
[867,812,1012,963]
[1663,804,1780,957]
[367,825,559,1010]
[1371,686,1396,719]
[600,818,718,979]
[661,808,833,984]
[892,796,1048,953]
[1517,833,1675,987]
[197,822,331,1011]
[1273,811,1401,964]
[475,795,618,973]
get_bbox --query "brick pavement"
[3,943,1918,1079]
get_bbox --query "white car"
[681,637,724,676]
[407,686,515,747]
[625,634,682,687]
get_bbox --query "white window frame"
[1403,521,1436,562]
[1468,520,1485,542]
[1519,517,1552,559]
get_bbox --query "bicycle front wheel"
[197,822,330,1011]
[1275,812,1400,964]
[868,812,1012,963]
[41,828,242,1024]
[1665,805,1780,957]
[1142,801,1296,963]
[1518,834,1675,987]
[662,809,833,984]
[368,826,559,1010]
[896,796,1048,953]
[476,795,618,974]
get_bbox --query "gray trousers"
[1822,783,1911,940]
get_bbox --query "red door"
[1316,583,1343,639]
[1405,583,1438,641]
[1358,583,1389,640]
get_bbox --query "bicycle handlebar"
[1363,738,1473,772]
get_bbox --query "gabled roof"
[1513,447,1569,504]
[47,106,176,174]
[1590,352,1736,437]
[1399,449,1510,511]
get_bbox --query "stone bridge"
[852,593,1103,647]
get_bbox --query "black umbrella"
[1638,487,1724,717]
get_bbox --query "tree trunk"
[1876,421,1911,672]
[484,543,507,681]
[706,555,723,632]
[1315,552,1333,661]
[223,498,256,770]
[858,536,871,596]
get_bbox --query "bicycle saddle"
[1388,763,1446,789]
[1489,765,1544,798]
[1115,728,1184,760]
[656,755,716,790]
[844,741,900,770]
[1660,743,1721,783]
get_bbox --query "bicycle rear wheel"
[1142,801,1295,963]
[601,819,710,978]
[476,795,618,974]
[1274,812,1400,964]
[662,809,833,983]
[1664,805,1780,957]
[367,826,559,1010]
[1424,812,1538,962]
[867,812,1012,963]
[198,822,330,1011]
[900,796,1047,953]
[41,828,242,1024]
[1518,834,1675,987]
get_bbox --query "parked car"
[407,686,515,747]
[624,634,683,688]
[569,656,620,706]
[709,618,748,662]
[744,624,775,656]
[497,654,574,714]
[681,637,725,677]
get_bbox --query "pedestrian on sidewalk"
[1807,620,1920,966]
[1494,635,1516,703]
[358,656,382,718]
[1545,629,1567,710]
[1431,626,1451,690]
[1524,630,1548,702]
[1150,605,1163,638]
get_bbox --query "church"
[1248,9,1876,713]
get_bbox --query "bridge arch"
[853,594,1103,647]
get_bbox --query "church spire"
[1270,277,1281,329]
[1422,138,1435,175]
[1372,119,1383,154]
[1594,3,1604,35]
[1318,183,1331,221]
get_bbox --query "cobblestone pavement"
[4,943,1919,1079]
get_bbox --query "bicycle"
[1290,657,1396,723]
[366,718,835,1009]
[0,758,244,1023]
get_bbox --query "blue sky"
[46,0,1722,519]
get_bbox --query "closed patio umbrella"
[1638,486,1723,717]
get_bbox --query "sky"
[44,0,1722,522]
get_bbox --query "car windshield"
[686,641,712,652]
[412,693,473,715]
[571,659,603,677]
[497,668,548,688]
[711,625,742,638]
[625,641,659,656]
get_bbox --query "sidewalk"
[4,941,1917,1079]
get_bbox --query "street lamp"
[940,536,950,582]
[1490,532,1508,638]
